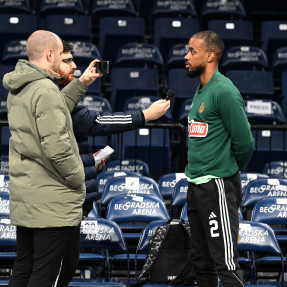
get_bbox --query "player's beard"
[186,65,205,78]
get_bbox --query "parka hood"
[3,59,62,92]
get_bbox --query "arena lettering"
[278,211,287,217]
[239,236,265,244]
[250,185,278,193]
[0,232,16,239]
[114,202,160,211]
[259,205,287,213]
[180,186,188,193]
[127,190,151,195]
[0,225,15,232]
[239,229,268,237]
[85,233,111,241]
[267,191,287,197]
[162,179,176,188]
[0,188,9,193]
[110,183,154,192]
[132,209,157,215]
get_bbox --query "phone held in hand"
[94,145,114,167]
[96,61,109,74]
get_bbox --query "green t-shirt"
[185,70,255,182]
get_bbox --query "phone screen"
[96,61,109,74]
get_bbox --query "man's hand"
[93,150,108,170]
[79,59,103,87]
[142,99,170,122]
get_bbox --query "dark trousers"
[187,172,243,287]
[8,225,80,287]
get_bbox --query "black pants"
[187,172,243,287]
[8,225,80,287]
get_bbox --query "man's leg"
[187,183,218,287]
[27,226,79,287]
[55,224,80,287]
[8,227,34,287]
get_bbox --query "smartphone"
[96,61,109,74]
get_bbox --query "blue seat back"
[0,192,10,218]
[0,14,37,57]
[106,159,149,176]
[106,194,170,223]
[153,18,199,62]
[180,203,188,223]
[225,70,274,99]
[110,67,159,111]
[86,202,100,219]
[261,21,287,62]
[0,0,31,13]
[101,175,162,207]
[80,218,128,252]
[96,171,141,195]
[78,96,111,112]
[123,96,172,122]
[272,47,287,82]
[263,161,287,178]
[251,197,287,225]
[0,174,9,194]
[158,173,187,200]
[220,45,269,73]
[99,17,145,67]
[2,40,28,65]
[208,20,253,49]
[245,99,286,124]
[240,172,269,195]
[238,221,282,255]
[71,41,102,66]
[39,0,85,15]
[243,178,287,208]
[166,43,188,71]
[45,15,92,42]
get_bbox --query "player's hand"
[93,150,109,170]
[79,59,103,87]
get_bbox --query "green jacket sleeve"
[216,87,255,170]
[61,79,87,112]
[35,87,85,188]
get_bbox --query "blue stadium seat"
[0,0,31,14]
[0,14,37,58]
[123,96,172,123]
[39,0,85,16]
[220,46,269,74]
[90,0,136,29]
[85,202,100,219]
[247,130,287,173]
[201,0,246,28]
[96,171,141,196]
[152,0,197,19]
[240,172,269,196]
[79,218,130,284]
[245,99,286,124]
[0,192,9,218]
[111,128,171,180]
[180,202,188,224]
[272,47,287,85]
[242,178,287,220]
[78,96,110,112]
[178,98,193,125]
[166,43,188,74]
[115,43,164,78]
[1,40,28,65]
[238,221,285,286]
[71,41,102,67]
[263,161,287,178]
[261,21,287,63]
[98,17,145,67]
[73,68,101,96]
[110,67,159,112]
[251,197,287,244]
[225,70,274,100]
[168,68,200,119]
[0,155,9,175]
[106,160,149,177]
[170,178,188,218]
[0,218,16,271]
[0,174,9,194]
[207,19,254,50]
[106,194,170,237]
[100,175,163,216]
[44,15,92,42]
[153,18,199,63]
[157,172,187,201]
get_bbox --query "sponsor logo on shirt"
[188,118,208,137]
[199,103,205,113]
